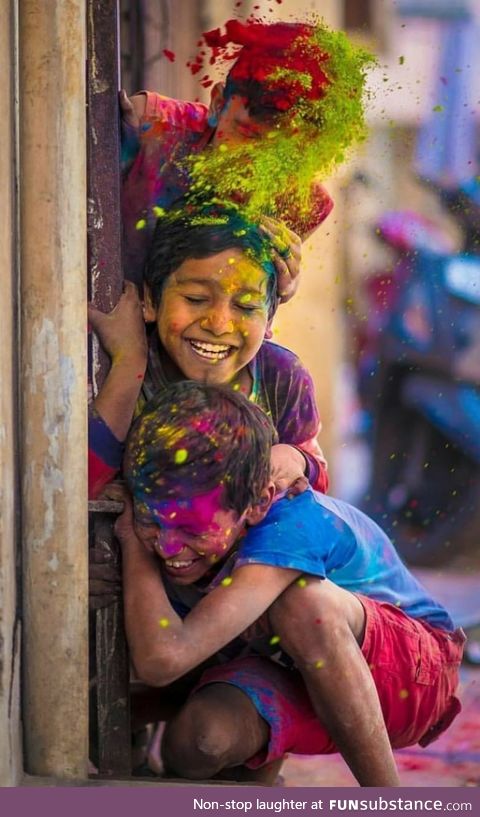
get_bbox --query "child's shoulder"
[257,340,305,371]
[256,340,315,394]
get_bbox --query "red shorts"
[193,595,465,769]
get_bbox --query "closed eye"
[179,527,205,538]
[184,295,209,304]
[234,301,265,314]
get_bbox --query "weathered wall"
[18,0,89,778]
[0,0,22,788]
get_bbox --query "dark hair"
[223,75,288,121]
[124,381,277,515]
[144,203,279,319]
[206,20,324,120]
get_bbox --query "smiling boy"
[89,205,328,500]
[143,245,272,389]
[117,381,464,787]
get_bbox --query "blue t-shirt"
[232,489,454,632]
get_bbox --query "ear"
[244,482,275,526]
[143,284,157,323]
[208,82,226,119]
[264,319,274,341]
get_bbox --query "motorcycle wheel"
[366,407,480,567]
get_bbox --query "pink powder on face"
[151,485,227,534]
[144,485,242,562]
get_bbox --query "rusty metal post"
[87,0,124,394]
[86,0,132,775]
[18,0,88,778]
[0,0,22,786]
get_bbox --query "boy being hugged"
[89,205,328,499]
[118,381,464,788]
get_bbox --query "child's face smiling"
[134,486,247,584]
[151,248,270,386]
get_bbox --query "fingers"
[87,302,108,332]
[88,282,141,322]
[119,89,133,113]
[260,215,299,240]
[122,279,140,298]
[259,216,302,303]
[89,548,122,610]
[260,216,302,258]
[90,565,120,583]
[119,90,143,129]
[114,494,136,539]
[285,475,309,499]
[99,481,129,503]
[272,255,300,303]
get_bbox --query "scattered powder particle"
[269,635,281,645]
[174,448,188,464]
[183,20,375,225]
[399,689,409,699]
[221,576,233,587]
[297,577,307,588]
[315,659,325,669]
[135,218,147,230]
[163,49,175,62]
[159,617,170,628]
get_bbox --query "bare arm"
[116,506,299,687]
[119,89,147,130]
[89,282,148,441]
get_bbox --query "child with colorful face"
[88,204,327,499]
[120,18,374,291]
[118,380,464,786]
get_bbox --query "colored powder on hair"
[178,20,374,225]
[152,203,277,291]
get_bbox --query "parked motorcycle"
[365,216,480,567]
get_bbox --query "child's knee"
[161,696,238,779]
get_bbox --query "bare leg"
[161,682,276,781]
[269,579,400,787]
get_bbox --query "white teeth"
[166,559,193,569]
[188,340,232,360]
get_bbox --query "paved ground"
[282,666,480,788]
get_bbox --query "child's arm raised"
[116,499,300,687]
[88,283,147,497]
